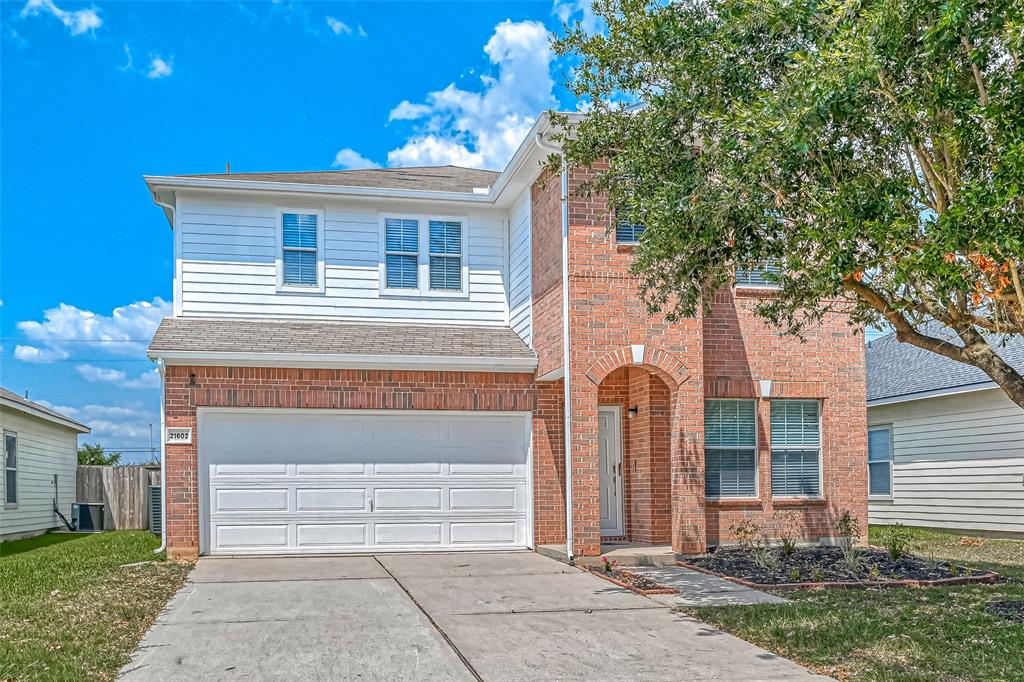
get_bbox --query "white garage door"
[198,410,532,556]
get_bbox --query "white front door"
[197,409,532,556]
[598,406,624,537]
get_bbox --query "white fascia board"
[867,381,999,407]
[149,350,538,373]
[0,397,91,434]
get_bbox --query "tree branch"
[962,34,990,107]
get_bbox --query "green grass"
[0,531,191,681]
[682,526,1024,681]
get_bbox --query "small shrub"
[949,564,961,577]
[789,568,801,582]
[835,510,861,551]
[752,545,779,571]
[600,556,617,573]
[730,519,761,552]
[773,511,801,557]
[879,523,914,561]
[811,567,824,583]
[868,564,881,580]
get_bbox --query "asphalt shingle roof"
[176,165,501,194]
[0,386,90,432]
[866,322,1024,402]
[148,317,536,361]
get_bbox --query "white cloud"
[331,148,380,170]
[119,43,133,71]
[15,297,170,364]
[381,19,555,170]
[326,16,351,35]
[357,24,368,38]
[388,100,433,122]
[147,55,173,79]
[76,364,160,389]
[20,0,102,36]
[552,0,602,34]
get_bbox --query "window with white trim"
[382,216,466,295]
[384,218,419,290]
[770,400,821,497]
[615,221,645,244]
[4,430,16,505]
[428,220,462,291]
[704,400,757,497]
[735,261,782,287]
[278,209,323,290]
[868,425,893,496]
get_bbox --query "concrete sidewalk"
[631,565,789,606]
[121,552,827,681]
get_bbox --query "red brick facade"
[158,164,867,561]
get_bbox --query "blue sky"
[1,0,594,460]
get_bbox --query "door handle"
[369,498,374,512]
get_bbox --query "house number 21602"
[165,428,193,445]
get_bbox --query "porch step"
[536,543,681,567]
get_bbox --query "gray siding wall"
[868,388,1024,534]
[1,406,78,538]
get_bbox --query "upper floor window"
[868,425,893,497]
[384,218,420,290]
[735,261,781,288]
[4,430,16,506]
[770,400,821,497]
[381,215,467,296]
[615,221,645,244]
[277,209,324,292]
[705,400,758,498]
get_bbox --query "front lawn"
[0,531,191,681]
[681,526,1024,681]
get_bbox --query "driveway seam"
[374,555,484,682]
[446,605,664,616]
[190,576,390,584]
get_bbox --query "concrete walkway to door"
[120,552,829,681]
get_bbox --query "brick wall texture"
[159,164,867,560]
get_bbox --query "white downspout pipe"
[150,190,174,557]
[153,359,167,555]
[535,133,574,562]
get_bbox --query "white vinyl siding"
[0,407,78,539]
[770,400,822,497]
[868,388,1024,534]
[508,189,532,344]
[704,400,757,498]
[868,425,893,497]
[175,194,508,324]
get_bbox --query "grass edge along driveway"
[0,531,191,681]
[680,526,1024,681]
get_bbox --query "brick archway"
[584,344,690,388]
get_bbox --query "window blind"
[705,400,757,497]
[281,213,318,286]
[770,400,821,496]
[385,218,419,289]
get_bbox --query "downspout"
[535,133,574,562]
[150,186,173,557]
[153,358,167,555]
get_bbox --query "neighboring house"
[867,327,1024,536]
[0,388,90,542]
[145,112,867,561]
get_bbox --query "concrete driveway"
[120,552,827,681]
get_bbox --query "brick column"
[671,381,707,555]
[571,380,602,556]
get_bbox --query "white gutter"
[153,359,167,556]
[148,351,537,373]
[867,381,999,407]
[535,132,574,562]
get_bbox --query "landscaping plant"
[729,519,761,553]
[878,522,915,561]
[773,511,801,557]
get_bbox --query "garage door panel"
[296,488,366,511]
[201,411,530,555]
[296,523,367,546]
[215,488,289,512]
[374,522,443,545]
[449,487,518,511]
[449,521,519,545]
[216,524,289,549]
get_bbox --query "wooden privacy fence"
[76,465,161,530]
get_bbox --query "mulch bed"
[681,546,999,590]
[589,567,678,596]
[986,600,1024,624]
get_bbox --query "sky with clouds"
[1,0,593,461]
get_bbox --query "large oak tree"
[553,0,1024,406]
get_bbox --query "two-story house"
[146,113,867,561]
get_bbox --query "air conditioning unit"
[71,502,104,532]
[149,485,162,535]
